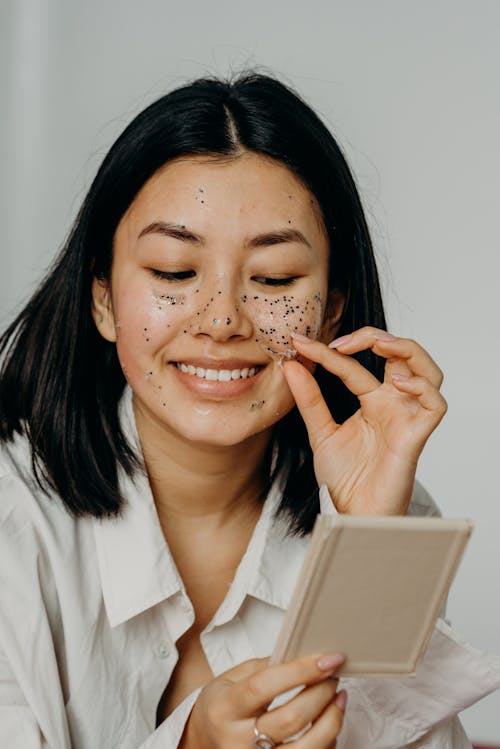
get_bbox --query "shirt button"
[157,644,169,659]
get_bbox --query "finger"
[330,329,444,389]
[222,657,269,683]
[229,653,344,715]
[291,336,381,396]
[293,691,347,748]
[390,374,448,420]
[257,678,338,744]
[377,339,443,388]
[281,359,340,450]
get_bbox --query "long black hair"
[0,72,386,534]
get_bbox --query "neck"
[133,398,273,532]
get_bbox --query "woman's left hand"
[281,328,447,516]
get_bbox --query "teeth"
[176,363,258,381]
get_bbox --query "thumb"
[281,360,339,451]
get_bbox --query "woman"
[0,72,498,749]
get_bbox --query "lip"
[170,358,266,399]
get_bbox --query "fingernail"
[328,334,352,349]
[374,332,397,341]
[291,332,315,344]
[391,373,410,381]
[317,654,345,672]
[334,689,348,712]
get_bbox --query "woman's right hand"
[179,653,347,748]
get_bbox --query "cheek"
[242,291,324,360]
[112,289,189,372]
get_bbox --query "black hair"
[0,72,386,533]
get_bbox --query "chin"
[171,418,273,449]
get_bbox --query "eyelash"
[149,269,195,281]
[149,269,298,287]
[252,276,298,287]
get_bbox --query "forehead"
[121,152,325,236]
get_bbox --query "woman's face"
[92,152,341,447]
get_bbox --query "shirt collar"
[92,388,305,629]
[93,388,184,628]
[207,471,306,631]
[238,484,334,615]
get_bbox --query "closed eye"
[252,276,298,287]
[148,269,196,281]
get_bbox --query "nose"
[189,281,253,341]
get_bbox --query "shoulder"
[0,432,92,578]
[408,479,441,518]
[0,430,69,529]
[0,431,99,651]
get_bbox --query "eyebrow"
[138,221,312,250]
[138,222,203,244]
[245,229,312,250]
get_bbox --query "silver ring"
[253,717,277,748]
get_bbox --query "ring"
[253,717,277,748]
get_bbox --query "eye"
[148,269,196,281]
[252,276,298,287]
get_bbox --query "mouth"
[175,362,262,382]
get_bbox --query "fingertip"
[333,689,348,712]
[280,357,307,376]
[328,333,353,349]
[291,332,315,345]
[316,653,345,672]
[390,373,410,383]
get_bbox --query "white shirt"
[0,389,499,749]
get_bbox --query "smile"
[175,363,260,381]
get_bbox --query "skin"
[93,152,334,450]
[92,151,447,747]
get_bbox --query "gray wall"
[2,0,499,741]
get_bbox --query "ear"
[319,288,346,344]
[91,277,117,342]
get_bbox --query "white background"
[1,0,499,742]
